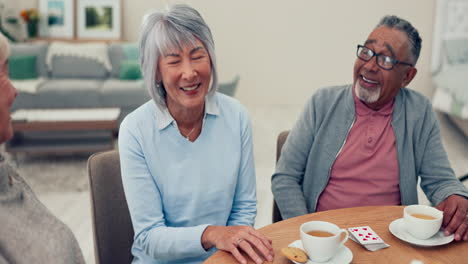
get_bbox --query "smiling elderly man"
[272,15,468,241]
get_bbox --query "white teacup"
[300,221,349,262]
[403,205,443,239]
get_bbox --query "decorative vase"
[27,20,38,38]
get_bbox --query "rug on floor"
[1,150,90,193]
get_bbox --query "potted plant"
[20,8,39,38]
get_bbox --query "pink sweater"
[316,93,400,211]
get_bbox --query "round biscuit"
[281,247,308,263]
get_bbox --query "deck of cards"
[348,226,390,251]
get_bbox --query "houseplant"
[20,8,39,38]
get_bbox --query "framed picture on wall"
[39,0,74,38]
[77,0,121,39]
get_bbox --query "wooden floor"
[35,109,468,264]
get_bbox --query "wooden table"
[204,206,468,264]
[6,108,120,155]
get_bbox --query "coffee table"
[6,108,121,155]
[204,206,467,263]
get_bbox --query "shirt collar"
[154,94,219,130]
[205,94,220,116]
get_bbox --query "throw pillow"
[51,55,108,79]
[119,60,142,80]
[8,54,38,79]
[122,43,139,60]
[11,42,48,77]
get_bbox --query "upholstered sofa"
[9,41,149,124]
[9,41,239,124]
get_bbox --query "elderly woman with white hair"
[118,4,273,264]
[0,33,85,263]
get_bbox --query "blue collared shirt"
[118,93,257,264]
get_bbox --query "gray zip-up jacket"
[272,85,468,220]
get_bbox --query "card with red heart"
[348,226,383,245]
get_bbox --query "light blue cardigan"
[272,85,468,220]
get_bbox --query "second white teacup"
[403,205,443,239]
[300,221,349,262]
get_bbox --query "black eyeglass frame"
[356,44,413,70]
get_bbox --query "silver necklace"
[184,119,203,141]
[185,126,196,141]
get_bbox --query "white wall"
[122,0,436,107]
[10,0,436,106]
[1,0,35,10]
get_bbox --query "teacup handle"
[338,229,349,245]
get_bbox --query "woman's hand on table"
[436,194,468,241]
[202,225,274,264]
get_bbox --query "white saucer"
[288,240,352,264]
[388,218,454,247]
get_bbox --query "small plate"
[288,240,352,264]
[388,218,454,247]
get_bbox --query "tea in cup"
[403,205,443,239]
[300,221,349,262]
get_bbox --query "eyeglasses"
[356,45,413,70]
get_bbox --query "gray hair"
[376,15,422,65]
[139,4,218,108]
[0,32,10,64]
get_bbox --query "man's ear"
[402,67,417,87]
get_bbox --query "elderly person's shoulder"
[302,84,352,109]
[214,92,250,116]
[125,99,155,117]
[397,87,436,122]
[119,100,154,129]
[312,84,351,99]
[398,87,432,108]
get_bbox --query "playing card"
[348,226,390,251]
[348,226,383,245]
[364,243,389,252]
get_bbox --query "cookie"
[281,247,308,263]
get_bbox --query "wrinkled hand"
[202,225,274,264]
[436,195,468,241]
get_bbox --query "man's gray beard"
[355,81,380,103]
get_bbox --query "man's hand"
[201,225,274,264]
[436,195,468,241]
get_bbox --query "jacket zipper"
[314,117,356,209]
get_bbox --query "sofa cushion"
[100,79,149,108]
[119,60,141,80]
[108,43,139,78]
[8,55,38,79]
[34,79,103,108]
[10,42,49,77]
[108,44,124,78]
[11,91,38,110]
[122,43,139,60]
[51,56,108,79]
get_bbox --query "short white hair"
[139,4,218,109]
[0,32,10,64]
